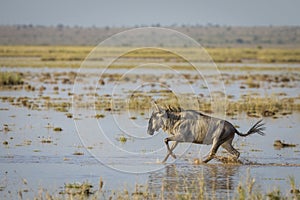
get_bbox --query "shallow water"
[0,100,299,199]
[0,66,300,199]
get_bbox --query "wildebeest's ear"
[152,100,163,112]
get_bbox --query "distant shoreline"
[0,25,299,48]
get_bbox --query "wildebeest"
[147,101,265,163]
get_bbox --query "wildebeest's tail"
[236,119,265,137]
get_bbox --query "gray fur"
[147,102,265,163]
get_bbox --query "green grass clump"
[118,135,128,143]
[0,72,23,86]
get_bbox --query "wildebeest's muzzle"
[147,123,155,135]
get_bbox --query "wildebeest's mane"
[166,110,181,121]
[165,105,182,121]
[161,106,181,133]
[164,105,206,120]
[164,105,182,113]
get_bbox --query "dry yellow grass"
[1,46,300,68]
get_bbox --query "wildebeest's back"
[173,110,224,144]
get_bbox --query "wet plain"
[0,64,300,199]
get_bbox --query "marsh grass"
[289,176,300,199]
[32,173,299,200]
[101,94,298,116]
[1,92,299,116]
[236,169,263,200]
[0,72,23,86]
[228,96,296,116]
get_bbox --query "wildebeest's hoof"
[171,154,177,159]
[193,158,208,165]
[160,160,167,164]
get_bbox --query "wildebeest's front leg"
[164,138,177,160]
[163,134,186,163]
[162,141,178,163]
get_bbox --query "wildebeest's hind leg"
[162,141,178,163]
[202,138,223,163]
[221,141,240,159]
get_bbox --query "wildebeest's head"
[147,101,167,135]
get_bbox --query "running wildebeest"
[147,101,265,163]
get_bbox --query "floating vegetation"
[261,110,276,117]
[2,141,8,145]
[40,137,53,143]
[53,127,63,132]
[117,135,128,143]
[22,140,32,146]
[94,114,105,119]
[273,140,297,149]
[73,152,84,156]
[65,113,73,118]
[250,149,263,152]
[2,124,11,132]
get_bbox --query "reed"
[33,174,298,200]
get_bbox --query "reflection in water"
[148,164,239,199]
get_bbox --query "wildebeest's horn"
[152,100,163,112]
